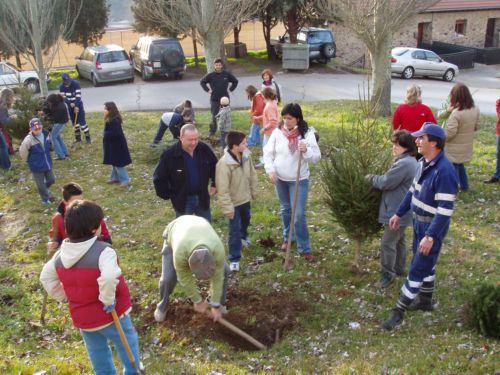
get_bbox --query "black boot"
[382,308,404,330]
[85,133,91,144]
[407,294,435,311]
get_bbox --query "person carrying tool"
[154,215,230,323]
[59,73,91,145]
[40,200,143,374]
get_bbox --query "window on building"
[455,20,467,35]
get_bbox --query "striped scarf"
[281,126,300,153]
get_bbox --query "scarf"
[281,126,300,154]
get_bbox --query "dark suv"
[272,27,336,64]
[130,37,186,81]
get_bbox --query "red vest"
[55,240,131,329]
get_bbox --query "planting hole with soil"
[144,288,308,351]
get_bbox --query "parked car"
[75,44,134,87]
[272,27,336,64]
[0,61,50,93]
[129,36,186,81]
[391,47,459,82]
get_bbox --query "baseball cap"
[29,118,42,130]
[220,97,229,106]
[188,247,216,280]
[61,73,70,82]
[411,122,445,140]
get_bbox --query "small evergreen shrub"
[467,282,500,339]
[10,87,45,141]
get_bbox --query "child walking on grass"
[40,200,143,374]
[19,118,55,204]
[245,85,265,147]
[216,96,231,149]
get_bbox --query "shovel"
[283,153,302,271]
[111,310,145,374]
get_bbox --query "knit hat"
[61,73,71,82]
[411,122,445,140]
[220,97,230,106]
[29,118,42,130]
[188,247,216,280]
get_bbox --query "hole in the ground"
[144,289,307,351]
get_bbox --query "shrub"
[9,87,45,141]
[466,282,500,339]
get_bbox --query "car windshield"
[98,51,128,63]
[393,48,409,56]
[150,42,182,60]
[307,31,333,43]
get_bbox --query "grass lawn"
[0,100,498,374]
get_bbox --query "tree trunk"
[233,26,240,58]
[15,51,22,69]
[29,0,48,96]
[203,29,224,73]
[262,12,274,60]
[369,37,392,117]
[191,27,199,67]
[285,8,300,44]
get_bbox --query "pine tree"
[320,111,392,271]
[65,0,109,48]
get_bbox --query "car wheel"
[141,66,150,81]
[321,43,336,59]
[174,72,183,80]
[91,74,100,87]
[25,79,40,93]
[443,69,455,82]
[127,75,135,83]
[402,67,414,79]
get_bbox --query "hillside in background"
[107,0,133,28]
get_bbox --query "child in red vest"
[40,200,142,374]
[47,182,111,252]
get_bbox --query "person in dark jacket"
[103,102,132,188]
[200,58,238,137]
[19,118,55,204]
[0,88,17,170]
[42,94,70,160]
[153,124,217,222]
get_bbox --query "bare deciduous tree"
[132,0,271,72]
[317,0,439,117]
[0,0,81,95]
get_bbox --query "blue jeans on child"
[275,178,311,254]
[220,131,228,149]
[80,314,141,375]
[247,124,261,147]
[453,163,469,191]
[494,136,500,179]
[0,131,11,170]
[228,202,251,263]
[174,194,211,222]
[51,122,69,159]
[110,166,130,184]
[32,170,55,202]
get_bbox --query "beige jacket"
[216,149,258,217]
[444,106,480,164]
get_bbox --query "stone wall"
[331,9,500,67]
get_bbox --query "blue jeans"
[247,124,261,146]
[228,202,251,262]
[175,194,211,222]
[494,135,500,179]
[110,166,130,184]
[80,314,141,375]
[275,178,311,254]
[453,163,469,191]
[51,122,69,159]
[220,131,228,149]
[153,119,168,144]
[0,131,11,170]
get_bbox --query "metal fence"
[420,41,500,67]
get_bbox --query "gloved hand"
[103,300,116,313]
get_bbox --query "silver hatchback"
[391,47,459,82]
[75,44,134,86]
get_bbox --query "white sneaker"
[241,237,251,247]
[230,262,240,272]
[154,307,167,322]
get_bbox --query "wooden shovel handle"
[217,316,266,350]
[111,310,143,374]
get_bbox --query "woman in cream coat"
[444,83,480,192]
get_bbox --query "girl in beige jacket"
[444,83,480,191]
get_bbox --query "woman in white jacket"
[263,103,321,261]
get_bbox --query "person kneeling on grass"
[40,200,143,374]
[216,131,258,272]
[154,215,229,323]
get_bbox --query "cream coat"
[444,106,480,164]
[216,149,258,216]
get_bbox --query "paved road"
[81,65,500,115]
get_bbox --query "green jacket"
[215,149,258,217]
[163,216,226,304]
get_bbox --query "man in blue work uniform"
[383,123,458,330]
[59,73,91,145]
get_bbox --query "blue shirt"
[183,150,201,194]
